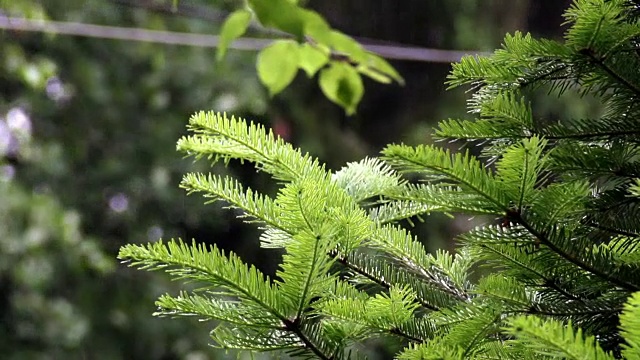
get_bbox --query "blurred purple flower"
[7,107,32,138]
[108,193,129,213]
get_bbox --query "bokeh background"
[0,1,571,359]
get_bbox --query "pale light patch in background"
[108,193,129,213]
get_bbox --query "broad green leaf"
[319,62,364,115]
[217,9,252,61]
[257,40,300,96]
[364,52,404,85]
[326,31,368,63]
[248,0,305,37]
[298,44,329,77]
[300,9,332,42]
[356,64,392,84]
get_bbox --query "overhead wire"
[0,10,487,63]
[107,0,486,62]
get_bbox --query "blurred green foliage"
[0,0,571,358]
[1,1,268,358]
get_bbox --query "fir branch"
[367,199,435,225]
[526,306,620,319]
[388,327,426,344]
[119,1,640,357]
[294,191,324,320]
[508,210,640,292]
[582,48,640,97]
[549,141,640,181]
[435,118,528,141]
[281,319,335,360]
[382,145,509,214]
[436,117,640,142]
[539,280,585,303]
[530,181,590,227]
[475,274,532,309]
[154,292,282,328]
[181,173,287,230]
[367,225,471,302]
[384,183,503,216]
[461,224,589,301]
[619,291,640,359]
[332,157,407,203]
[522,290,628,330]
[545,128,640,140]
[586,221,640,238]
[211,326,301,352]
[584,189,640,239]
[118,240,285,315]
[329,248,440,311]
[396,339,467,360]
[461,312,503,358]
[317,288,428,343]
[517,62,571,90]
[472,242,583,302]
[504,315,616,360]
[178,112,328,182]
[494,136,547,211]
[429,303,503,358]
[396,318,440,344]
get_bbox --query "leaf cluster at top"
[217,0,403,115]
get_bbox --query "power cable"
[107,0,488,62]
[0,16,486,63]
